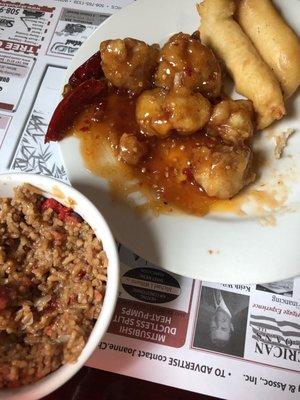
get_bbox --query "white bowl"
[0,173,119,400]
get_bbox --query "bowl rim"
[0,173,119,400]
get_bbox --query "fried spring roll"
[236,0,300,99]
[197,0,285,129]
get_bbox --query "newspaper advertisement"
[86,254,300,400]
[47,8,108,58]
[0,1,299,399]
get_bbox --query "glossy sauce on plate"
[72,88,250,216]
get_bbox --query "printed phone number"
[0,7,21,15]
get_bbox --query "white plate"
[60,0,300,283]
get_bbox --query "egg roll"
[236,0,300,99]
[197,0,285,129]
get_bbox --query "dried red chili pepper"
[45,78,106,143]
[69,51,103,88]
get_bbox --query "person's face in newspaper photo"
[193,286,249,357]
[209,308,234,347]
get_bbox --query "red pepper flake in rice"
[41,197,83,223]
[0,285,10,310]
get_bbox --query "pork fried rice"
[0,184,107,388]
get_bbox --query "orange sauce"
[71,88,255,217]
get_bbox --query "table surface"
[43,367,215,400]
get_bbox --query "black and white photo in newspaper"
[0,1,300,399]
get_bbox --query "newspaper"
[0,1,300,399]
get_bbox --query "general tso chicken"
[45,33,258,216]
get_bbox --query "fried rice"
[0,184,107,388]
